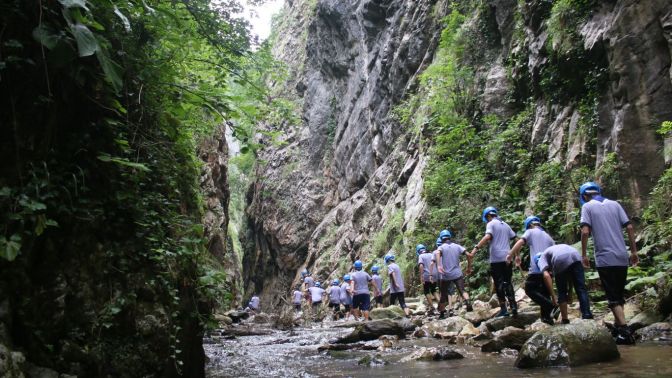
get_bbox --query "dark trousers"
[555,261,592,318]
[524,274,553,318]
[490,262,516,309]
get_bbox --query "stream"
[204,320,672,377]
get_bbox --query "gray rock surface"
[516,320,620,368]
[482,312,538,332]
[334,319,407,343]
[635,322,672,342]
[369,306,406,320]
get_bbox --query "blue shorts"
[352,294,371,311]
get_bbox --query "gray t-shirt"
[538,244,581,275]
[417,252,438,281]
[292,290,302,304]
[351,271,372,295]
[580,198,630,267]
[436,242,466,281]
[486,218,516,263]
[304,276,315,287]
[249,296,260,310]
[328,286,341,304]
[387,263,405,293]
[372,274,383,295]
[340,282,352,304]
[308,286,325,302]
[521,228,555,274]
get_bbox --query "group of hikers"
[287,181,638,345]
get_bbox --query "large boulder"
[482,312,538,332]
[634,322,672,342]
[604,303,639,324]
[423,316,472,336]
[515,320,619,368]
[628,310,664,331]
[481,327,535,353]
[225,310,249,323]
[400,347,464,362]
[464,308,492,326]
[370,306,406,320]
[333,319,406,343]
[252,313,271,324]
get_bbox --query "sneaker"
[466,302,473,312]
[495,309,510,318]
[541,317,554,325]
[511,307,518,316]
[448,309,455,317]
[561,319,570,324]
[551,306,561,320]
[615,326,636,345]
[581,313,594,320]
[438,311,447,319]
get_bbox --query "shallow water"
[204,321,672,378]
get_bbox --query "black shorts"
[439,277,466,303]
[293,303,301,311]
[329,302,340,310]
[352,294,371,311]
[390,292,407,309]
[374,295,383,305]
[597,266,628,307]
[343,304,351,312]
[312,302,321,310]
[423,281,437,295]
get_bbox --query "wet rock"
[225,310,250,323]
[528,320,552,332]
[252,313,271,324]
[464,309,491,326]
[423,316,472,336]
[488,295,500,309]
[628,310,664,331]
[635,322,672,342]
[458,323,480,337]
[333,319,406,343]
[471,300,490,310]
[500,348,519,359]
[214,314,233,326]
[481,327,535,352]
[482,312,537,332]
[220,327,272,337]
[0,344,25,377]
[370,306,406,320]
[516,320,619,368]
[412,328,429,338]
[358,354,387,366]
[400,347,464,362]
[318,342,365,352]
[397,318,418,332]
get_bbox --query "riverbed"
[204,320,672,377]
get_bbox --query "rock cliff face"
[242,0,672,306]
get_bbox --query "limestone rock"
[516,320,620,368]
[481,327,535,352]
[635,322,672,342]
[400,347,464,362]
[482,312,538,332]
[628,310,664,331]
[423,316,472,337]
[333,319,406,343]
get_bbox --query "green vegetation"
[0,0,256,375]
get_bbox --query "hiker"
[291,285,303,313]
[328,279,342,318]
[248,295,260,314]
[468,206,517,317]
[436,230,473,318]
[385,253,410,317]
[417,244,439,314]
[301,269,315,304]
[340,274,354,320]
[371,266,384,308]
[579,181,638,344]
[537,244,594,324]
[434,237,460,309]
[308,282,326,313]
[507,216,558,325]
[350,260,373,321]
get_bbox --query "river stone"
[472,300,490,310]
[333,319,406,343]
[515,320,620,368]
[400,347,464,362]
[628,310,664,331]
[482,327,535,352]
[370,306,406,320]
[635,322,672,341]
[528,320,552,332]
[482,312,537,332]
[464,308,492,326]
[603,302,639,324]
[412,328,429,338]
[459,322,481,337]
[358,354,387,366]
[214,314,233,326]
[253,313,271,324]
[423,316,472,336]
[488,295,500,308]
[225,310,249,323]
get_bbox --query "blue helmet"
[482,206,498,222]
[415,244,427,255]
[371,265,379,274]
[343,274,351,282]
[301,269,309,277]
[384,254,395,264]
[439,229,452,240]
[579,181,602,205]
[524,216,541,230]
[315,282,321,288]
[332,279,339,286]
[354,260,363,270]
[436,237,442,247]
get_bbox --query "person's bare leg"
[363,310,369,321]
[612,305,626,326]
[560,302,569,322]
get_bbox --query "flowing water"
[204,321,672,378]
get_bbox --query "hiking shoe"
[438,311,447,319]
[466,303,473,312]
[511,307,518,316]
[448,309,455,317]
[561,319,570,324]
[582,314,594,320]
[551,306,561,320]
[615,326,636,345]
[541,317,554,326]
[495,309,510,318]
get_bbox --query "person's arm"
[581,225,591,268]
[435,251,445,274]
[418,263,425,284]
[469,234,492,257]
[429,260,436,282]
[507,238,526,265]
[349,280,354,295]
[626,224,639,266]
[389,271,399,291]
[543,270,557,306]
